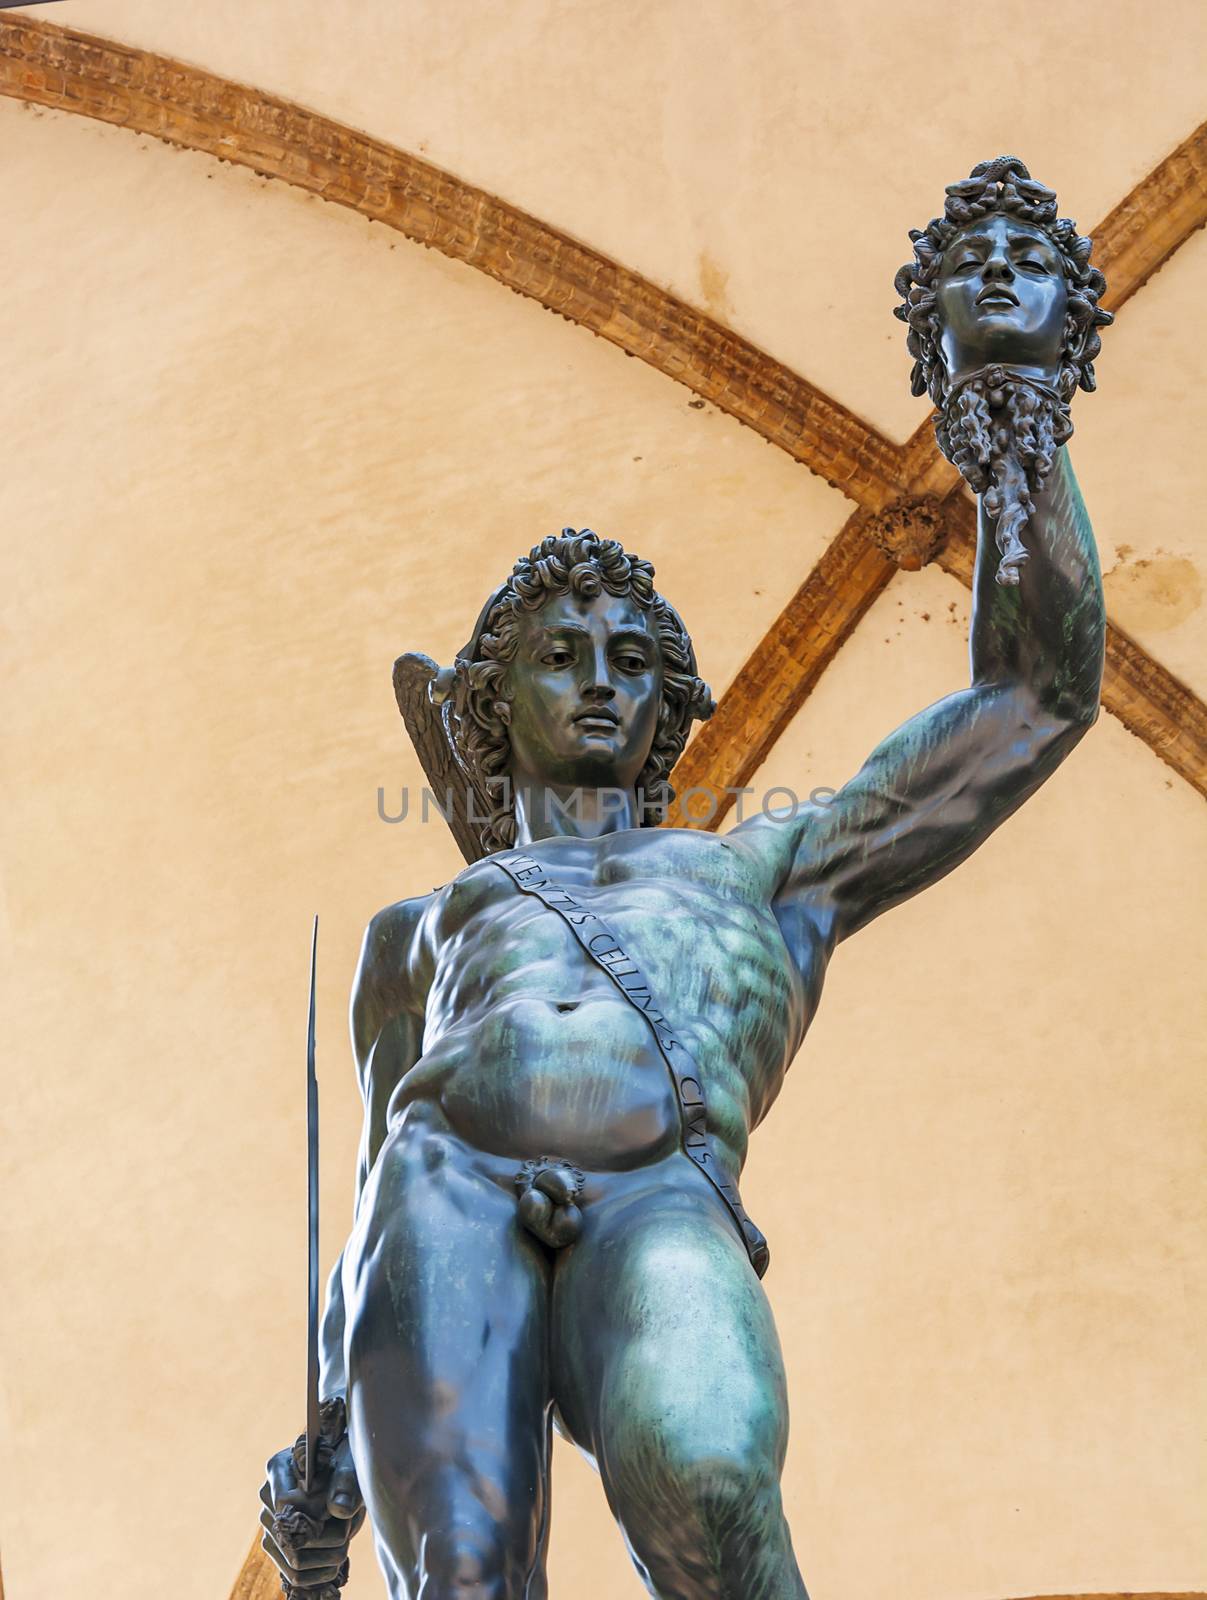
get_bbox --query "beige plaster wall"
[1072,226,1207,699]
[1,86,1204,1600]
[24,0,1207,442]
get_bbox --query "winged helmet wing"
[391,652,491,865]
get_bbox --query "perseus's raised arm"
[756,157,1111,945]
[771,448,1103,942]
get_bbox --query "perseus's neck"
[511,778,644,845]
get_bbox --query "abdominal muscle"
[389,994,682,1170]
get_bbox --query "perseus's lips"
[572,709,620,729]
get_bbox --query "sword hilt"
[271,1397,350,1594]
[289,1395,347,1489]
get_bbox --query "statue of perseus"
[259,159,1110,1599]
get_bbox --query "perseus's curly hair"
[894,157,1112,584]
[449,529,714,852]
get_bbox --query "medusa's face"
[936,214,1068,382]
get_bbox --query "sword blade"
[304,915,320,1495]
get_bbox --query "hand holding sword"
[259,919,364,1597]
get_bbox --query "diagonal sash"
[491,851,770,1278]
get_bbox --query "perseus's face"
[503,590,664,792]
[936,214,1068,383]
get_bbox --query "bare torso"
[385,823,819,1175]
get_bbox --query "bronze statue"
[259,158,1109,1599]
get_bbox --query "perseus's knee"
[618,1449,798,1598]
[613,1438,786,1559]
[417,1524,512,1599]
[668,1447,779,1520]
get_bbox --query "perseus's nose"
[582,646,617,698]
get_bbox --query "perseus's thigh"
[343,1123,553,1599]
[551,1172,807,1599]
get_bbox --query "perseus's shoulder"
[724,803,829,892]
[354,890,436,1025]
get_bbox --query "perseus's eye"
[542,649,574,668]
